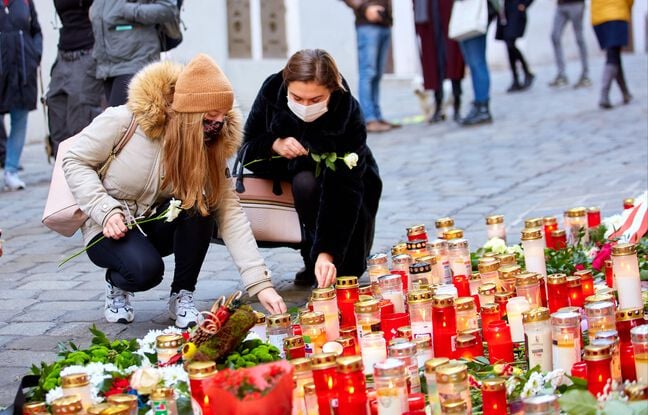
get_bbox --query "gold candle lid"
[391,242,408,256]
[367,252,389,265]
[485,215,504,225]
[253,310,266,325]
[99,406,130,415]
[354,298,380,313]
[565,207,587,217]
[407,289,433,303]
[156,333,184,349]
[336,356,364,374]
[470,271,481,281]
[447,238,469,249]
[516,272,539,287]
[543,216,557,226]
[521,227,543,241]
[432,294,454,308]
[616,307,644,322]
[392,254,413,265]
[61,372,89,388]
[23,402,47,415]
[547,273,567,285]
[397,326,412,337]
[441,400,468,414]
[301,311,325,325]
[387,341,417,358]
[573,269,593,281]
[455,297,475,311]
[335,336,355,348]
[304,382,316,395]
[283,336,305,349]
[551,229,566,237]
[311,287,336,301]
[443,228,464,240]
[478,283,497,295]
[267,312,292,327]
[481,303,500,313]
[414,335,432,351]
[407,224,427,237]
[625,383,648,401]
[494,291,515,303]
[336,276,359,288]
[409,262,432,274]
[424,357,450,374]
[455,334,477,348]
[612,243,636,256]
[524,217,543,228]
[499,265,522,279]
[51,396,83,415]
[106,394,138,409]
[584,293,614,304]
[624,198,635,207]
[417,254,438,265]
[583,343,612,361]
[566,275,581,287]
[186,360,217,379]
[482,377,507,391]
[87,404,112,415]
[523,307,550,323]
[478,259,500,273]
[374,358,406,377]
[290,357,312,373]
[495,253,517,266]
[310,352,337,369]
[435,217,454,228]
[584,301,615,317]
[436,363,468,383]
[406,239,428,251]
[339,326,357,337]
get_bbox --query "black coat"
[242,72,383,277]
[495,0,533,41]
[0,0,42,113]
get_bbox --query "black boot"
[453,94,461,122]
[599,64,618,109]
[294,233,316,287]
[460,101,492,126]
[428,90,446,123]
[615,67,632,104]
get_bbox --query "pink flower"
[575,264,585,271]
[592,243,612,271]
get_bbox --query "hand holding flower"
[103,213,128,240]
[271,137,308,159]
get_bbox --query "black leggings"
[292,171,320,268]
[104,74,134,107]
[606,46,621,66]
[86,203,215,293]
[506,39,530,80]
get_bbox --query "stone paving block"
[0,366,32,407]
[0,335,18,348]
[29,301,98,311]
[37,290,101,302]
[0,298,38,311]
[0,350,59,367]
[5,335,72,352]
[19,280,81,291]
[0,322,57,336]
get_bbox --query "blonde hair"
[162,112,228,216]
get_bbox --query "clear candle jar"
[584,343,613,397]
[414,335,433,368]
[61,372,93,410]
[407,224,429,243]
[469,272,481,302]
[388,341,421,393]
[515,272,541,308]
[574,269,595,298]
[397,325,413,341]
[392,242,408,257]
[447,239,472,278]
[455,297,479,333]
[368,253,390,283]
[378,274,406,313]
[551,311,581,374]
[335,336,357,357]
[355,299,381,339]
[424,357,450,415]
[187,361,217,415]
[310,353,338,415]
[392,254,413,286]
[336,276,359,327]
[494,291,514,320]
[312,287,340,341]
[435,217,455,239]
[407,240,429,261]
[267,313,292,358]
[156,333,184,366]
[152,388,178,415]
[521,228,547,277]
[507,296,531,343]
[432,295,457,359]
[478,283,497,307]
[303,382,319,415]
[522,394,560,415]
[498,265,521,293]
[336,356,367,413]
[481,303,501,333]
[564,207,588,245]
[409,262,433,290]
[443,228,464,241]
[478,259,500,287]
[429,239,452,284]
[612,243,643,309]
[408,289,434,339]
[455,334,482,360]
[481,377,507,415]
[301,311,327,355]
[419,254,445,285]
[374,358,409,414]
[630,325,648,383]
[51,396,83,415]
[291,358,314,415]
[585,301,616,342]
[543,216,558,249]
[523,307,552,372]
[485,214,506,242]
[436,363,471,413]
[250,311,267,341]
[593,331,622,384]
[525,217,544,229]
[546,274,570,313]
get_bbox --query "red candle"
[186,361,217,415]
[538,276,548,308]
[335,336,357,357]
[584,344,612,397]
[391,269,409,293]
[381,312,411,343]
[310,353,338,415]
[486,321,514,364]
[575,270,595,298]
[339,326,360,355]
[619,341,637,381]
[432,295,457,358]
[452,274,471,298]
[571,361,587,380]
[604,260,614,288]
[543,217,558,249]
[616,307,645,343]
[407,393,426,411]
[494,292,514,320]
[481,303,501,336]
[407,224,428,243]
[459,327,483,348]
[336,276,359,327]
[623,198,634,210]
[455,334,482,360]
[336,356,366,413]
[587,207,601,228]
[567,276,584,308]
[482,377,508,415]
[292,324,303,336]
[547,274,570,313]
[378,299,395,319]
[551,229,567,250]
[283,336,306,360]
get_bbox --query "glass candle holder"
[250,311,267,341]
[312,287,340,341]
[435,217,454,238]
[432,295,457,358]
[392,242,408,259]
[574,269,595,298]
[566,276,584,308]
[550,229,567,250]
[368,253,390,283]
[455,334,482,360]
[515,272,541,308]
[525,217,544,230]
[486,321,514,364]
[379,274,406,313]
[355,299,381,339]
[630,325,648,383]
[481,377,507,415]
[521,228,547,277]
[436,363,471,414]
[409,262,433,290]
[336,356,367,413]
[616,307,645,343]
[392,254,413,288]
[388,341,421,393]
[584,343,613,397]
[310,353,338,414]
[408,289,434,339]
[494,291,514,320]
[414,335,433,369]
[339,326,360,355]
[551,311,581,374]
[447,239,472,279]
[585,301,616,343]
[303,382,319,415]
[155,334,184,367]
[593,332,622,384]
[478,283,497,307]
[522,394,560,415]
[106,395,137,415]
[419,254,445,285]
[498,265,522,293]
[570,361,587,381]
[478,259,500,287]
[495,253,517,267]
[546,274,570,313]
[486,215,506,242]
[612,243,642,309]
[480,303,501,334]
[283,335,306,360]
[523,307,553,372]
[407,239,429,262]
[407,224,429,243]
[267,313,292,358]
[61,372,93,410]
[543,216,558,249]
[360,332,387,376]
[334,336,356,357]
[291,358,313,415]
[469,271,482,303]
[51,396,83,415]
[374,358,409,414]
[428,239,452,284]
[507,296,531,343]
[443,228,464,241]
[424,357,450,415]
[452,274,471,299]
[301,311,327,356]
[564,207,588,245]
[186,361,217,415]
[336,276,360,327]
[455,297,479,333]
[151,388,177,415]
[435,284,458,299]
[397,326,413,341]
[587,207,601,228]
[619,340,637,382]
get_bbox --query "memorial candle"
[498,265,522,293]
[612,243,642,309]
[551,229,567,250]
[432,295,457,358]
[521,228,547,277]
[478,259,501,288]
[435,217,455,239]
[546,274,569,313]
[367,253,390,283]
[543,216,558,249]
[486,321,514,364]
[478,283,497,308]
[311,287,340,341]
[186,361,217,415]
[424,357,450,415]
[428,239,452,284]
[574,269,595,298]
[593,332,622,384]
[310,353,338,415]
[630,325,648,383]
[523,307,553,372]
[566,276,584,308]
[374,359,410,415]
[407,240,429,262]
[481,377,507,415]
[408,289,434,339]
[481,303,501,336]
[485,215,506,242]
[551,311,581,374]
[515,273,541,308]
[455,334,482,360]
[455,297,479,332]
[506,297,531,343]
[564,207,588,245]
[336,356,367,414]
[407,224,428,243]
[336,276,359,327]
[584,343,613,397]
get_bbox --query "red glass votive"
[336,276,360,327]
[482,377,508,415]
[408,393,426,411]
[538,276,548,308]
[486,321,514,364]
[543,217,558,249]
[339,326,360,355]
[378,299,395,319]
[620,341,637,381]
[551,229,567,250]
[452,274,471,298]
[432,295,457,358]
[292,324,303,336]
[336,356,366,413]
[567,276,584,308]
[336,336,357,357]
[575,270,595,298]
[481,303,501,336]
[311,353,338,415]
[547,274,570,313]
[494,292,514,320]
[455,334,482,360]
[381,312,411,343]
[604,260,614,288]
[616,308,645,343]
[584,345,612,397]
[587,208,601,228]
[391,269,409,293]
[571,361,587,380]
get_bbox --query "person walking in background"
[90,0,177,107]
[0,123,6,169]
[0,0,42,191]
[413,0,465,122]
[46,0,104,158]
[496,0,535,92]
[591,0,633,109]
[457,0,499,126]
[549,0,591,88]
[342,0,396,133]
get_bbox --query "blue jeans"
[356,25,391,123]
[460,34,490,104]
[3,109,29,173]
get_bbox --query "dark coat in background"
[0,0,43,113]
[242,72,383,277]
[413,0,464,91]
[495,0,533,41]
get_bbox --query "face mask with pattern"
[203,118,225,143]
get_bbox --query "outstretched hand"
[315,252,337,288]
[257,287,287,315]
[272,137,308,159]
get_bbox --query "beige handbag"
[448,0,488,41]
[41,116,138,237]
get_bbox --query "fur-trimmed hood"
[126,60,242,160]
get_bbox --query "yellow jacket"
[591,0,634,26]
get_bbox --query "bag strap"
[12,375,39,415]
[232,142,284,196]
[97,115,138,179]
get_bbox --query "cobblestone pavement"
[0,54,646,405]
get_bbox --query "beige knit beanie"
[172,53,234,113]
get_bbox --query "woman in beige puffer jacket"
[63,54,286,328]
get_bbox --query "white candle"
[507,297,531,343]
[311,288,340,341]
[612,244,642,309]
[382,291,406,313]
[361,333,387,375]
[521,229,547,277]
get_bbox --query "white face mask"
[287,96,329,122]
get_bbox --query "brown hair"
[282,49,345,92]
[162,112,229,216]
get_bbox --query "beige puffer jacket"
[62,60,273,297]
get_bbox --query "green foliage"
[544,245,590,275]
[558,390,598,415]
[220,338,281,369]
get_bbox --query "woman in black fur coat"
[242,49,382,288]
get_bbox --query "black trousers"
[104,74,134,107]
[86,203,214,293]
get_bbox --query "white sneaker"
[104,281,134,324]
[169,290,202,329]
[4,171,25,191]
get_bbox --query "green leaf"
[558,390,598,415]
[311,153,321,162]
[602,400,635,415]
[325,159,336,171]
[327,153,337,163]
[628,401,648,415]
[315,163,322,178]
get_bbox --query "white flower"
[587,246,600,259]
[521,372,544,398]
[506,377,519,396]
[483,237,507,254]
[45,387,64,405]
[135,327,183,363]
[165,199,182,222]
[158,365,189,387]
[506,244,523,256]
[342,152,358,169]
[543,369,566,390]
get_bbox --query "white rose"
[165,198,183,222]
[483,237,507,254]
[342,152,358,169]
